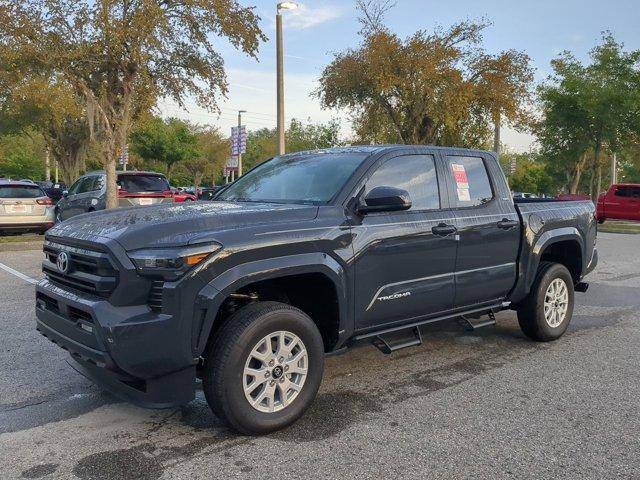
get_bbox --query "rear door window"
[118,175,170,193]
[445,156,493,207]
[0,185,45,198]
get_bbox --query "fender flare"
[192,253,350,355]
[527,227,584,289]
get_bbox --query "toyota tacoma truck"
[35,146,597,434]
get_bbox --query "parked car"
[170,187,197,202]
[198,186,224,201]
[36,181,68,203]
[0,180,54,234]
[513,191,538,199]
[55,171,184,222]
[597,183,640,223]
[36,146,597,434]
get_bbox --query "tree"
[130,118,199,181]
[501,151,555,195]
[316,5,533,148]
[537,34,640,198]
[177,127,229,187]
[0,74,92,184]
[0,132,47,180]
[1,0,265,208]
[241,119,344,173]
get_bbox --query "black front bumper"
[36,279,196,408]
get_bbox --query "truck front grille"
[43,240,118,298]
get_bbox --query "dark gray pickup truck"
[35,146,597,434]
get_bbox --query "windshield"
[216,153,368,205]
[117,174,170,193]
[0,185,45,198]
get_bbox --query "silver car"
[0,180,55,234]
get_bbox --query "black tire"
[517,262,575,342]
[597,218,605,224]
[202,301,325,435]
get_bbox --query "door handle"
[432,223,457,236]
[497,218,519,230]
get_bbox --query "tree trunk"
[591,142,601,203]
[105,143,118,209]
[569,153,586,194]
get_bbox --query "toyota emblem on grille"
[56,252,70,274]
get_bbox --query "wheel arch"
[194,253,351,356]
[530,228,584,286]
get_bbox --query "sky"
[158,0,640,152]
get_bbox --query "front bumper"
[35,279,196,408]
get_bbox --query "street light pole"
[238,110,246,176]
[276,2,297,156]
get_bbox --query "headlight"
[128,242,222,280]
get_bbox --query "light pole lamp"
[276,2,297,155]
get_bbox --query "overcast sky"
[158,0,640,153]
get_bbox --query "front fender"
[192,253,350,355]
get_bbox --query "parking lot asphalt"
[1,232,639,479]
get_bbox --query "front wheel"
[202,301,325,435]
[517,262,575,342]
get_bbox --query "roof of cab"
[280,145,495,158]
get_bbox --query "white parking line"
[0,262,38,285]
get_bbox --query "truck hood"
[48,201,319,251]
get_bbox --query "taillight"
[36,197,53,205]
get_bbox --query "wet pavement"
[1,232,639,479]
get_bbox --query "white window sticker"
[452,164,469,189]
[457,188,471,202]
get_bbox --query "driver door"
[353,153,457,331]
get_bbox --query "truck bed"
[509,199,598,304]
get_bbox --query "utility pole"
[55,161,59,183]
[238,110,246,176]
[493,112,501,157]
[611,153,618,185]
[276,2,297,155]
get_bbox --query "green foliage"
[503,152,556,195]
[0,133,46,180]
[130,118,199,180]
[1,0,266,207]
[241,119,344,173]
[537,33,640,195]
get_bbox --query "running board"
[457,311,496,331]
[373,326,422,354]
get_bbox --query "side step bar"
[353,302,506,355]
[458,311,496,331]
[373,326,422,354]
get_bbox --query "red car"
[170,188,197,202]
[597,183,640,223]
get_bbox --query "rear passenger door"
[444,154,520,309]
[353,153,457,331]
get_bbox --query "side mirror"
[358,186,411,214]
[62,190,69,197]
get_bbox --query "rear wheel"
[517,262,574,342]
[202,301,324,435]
